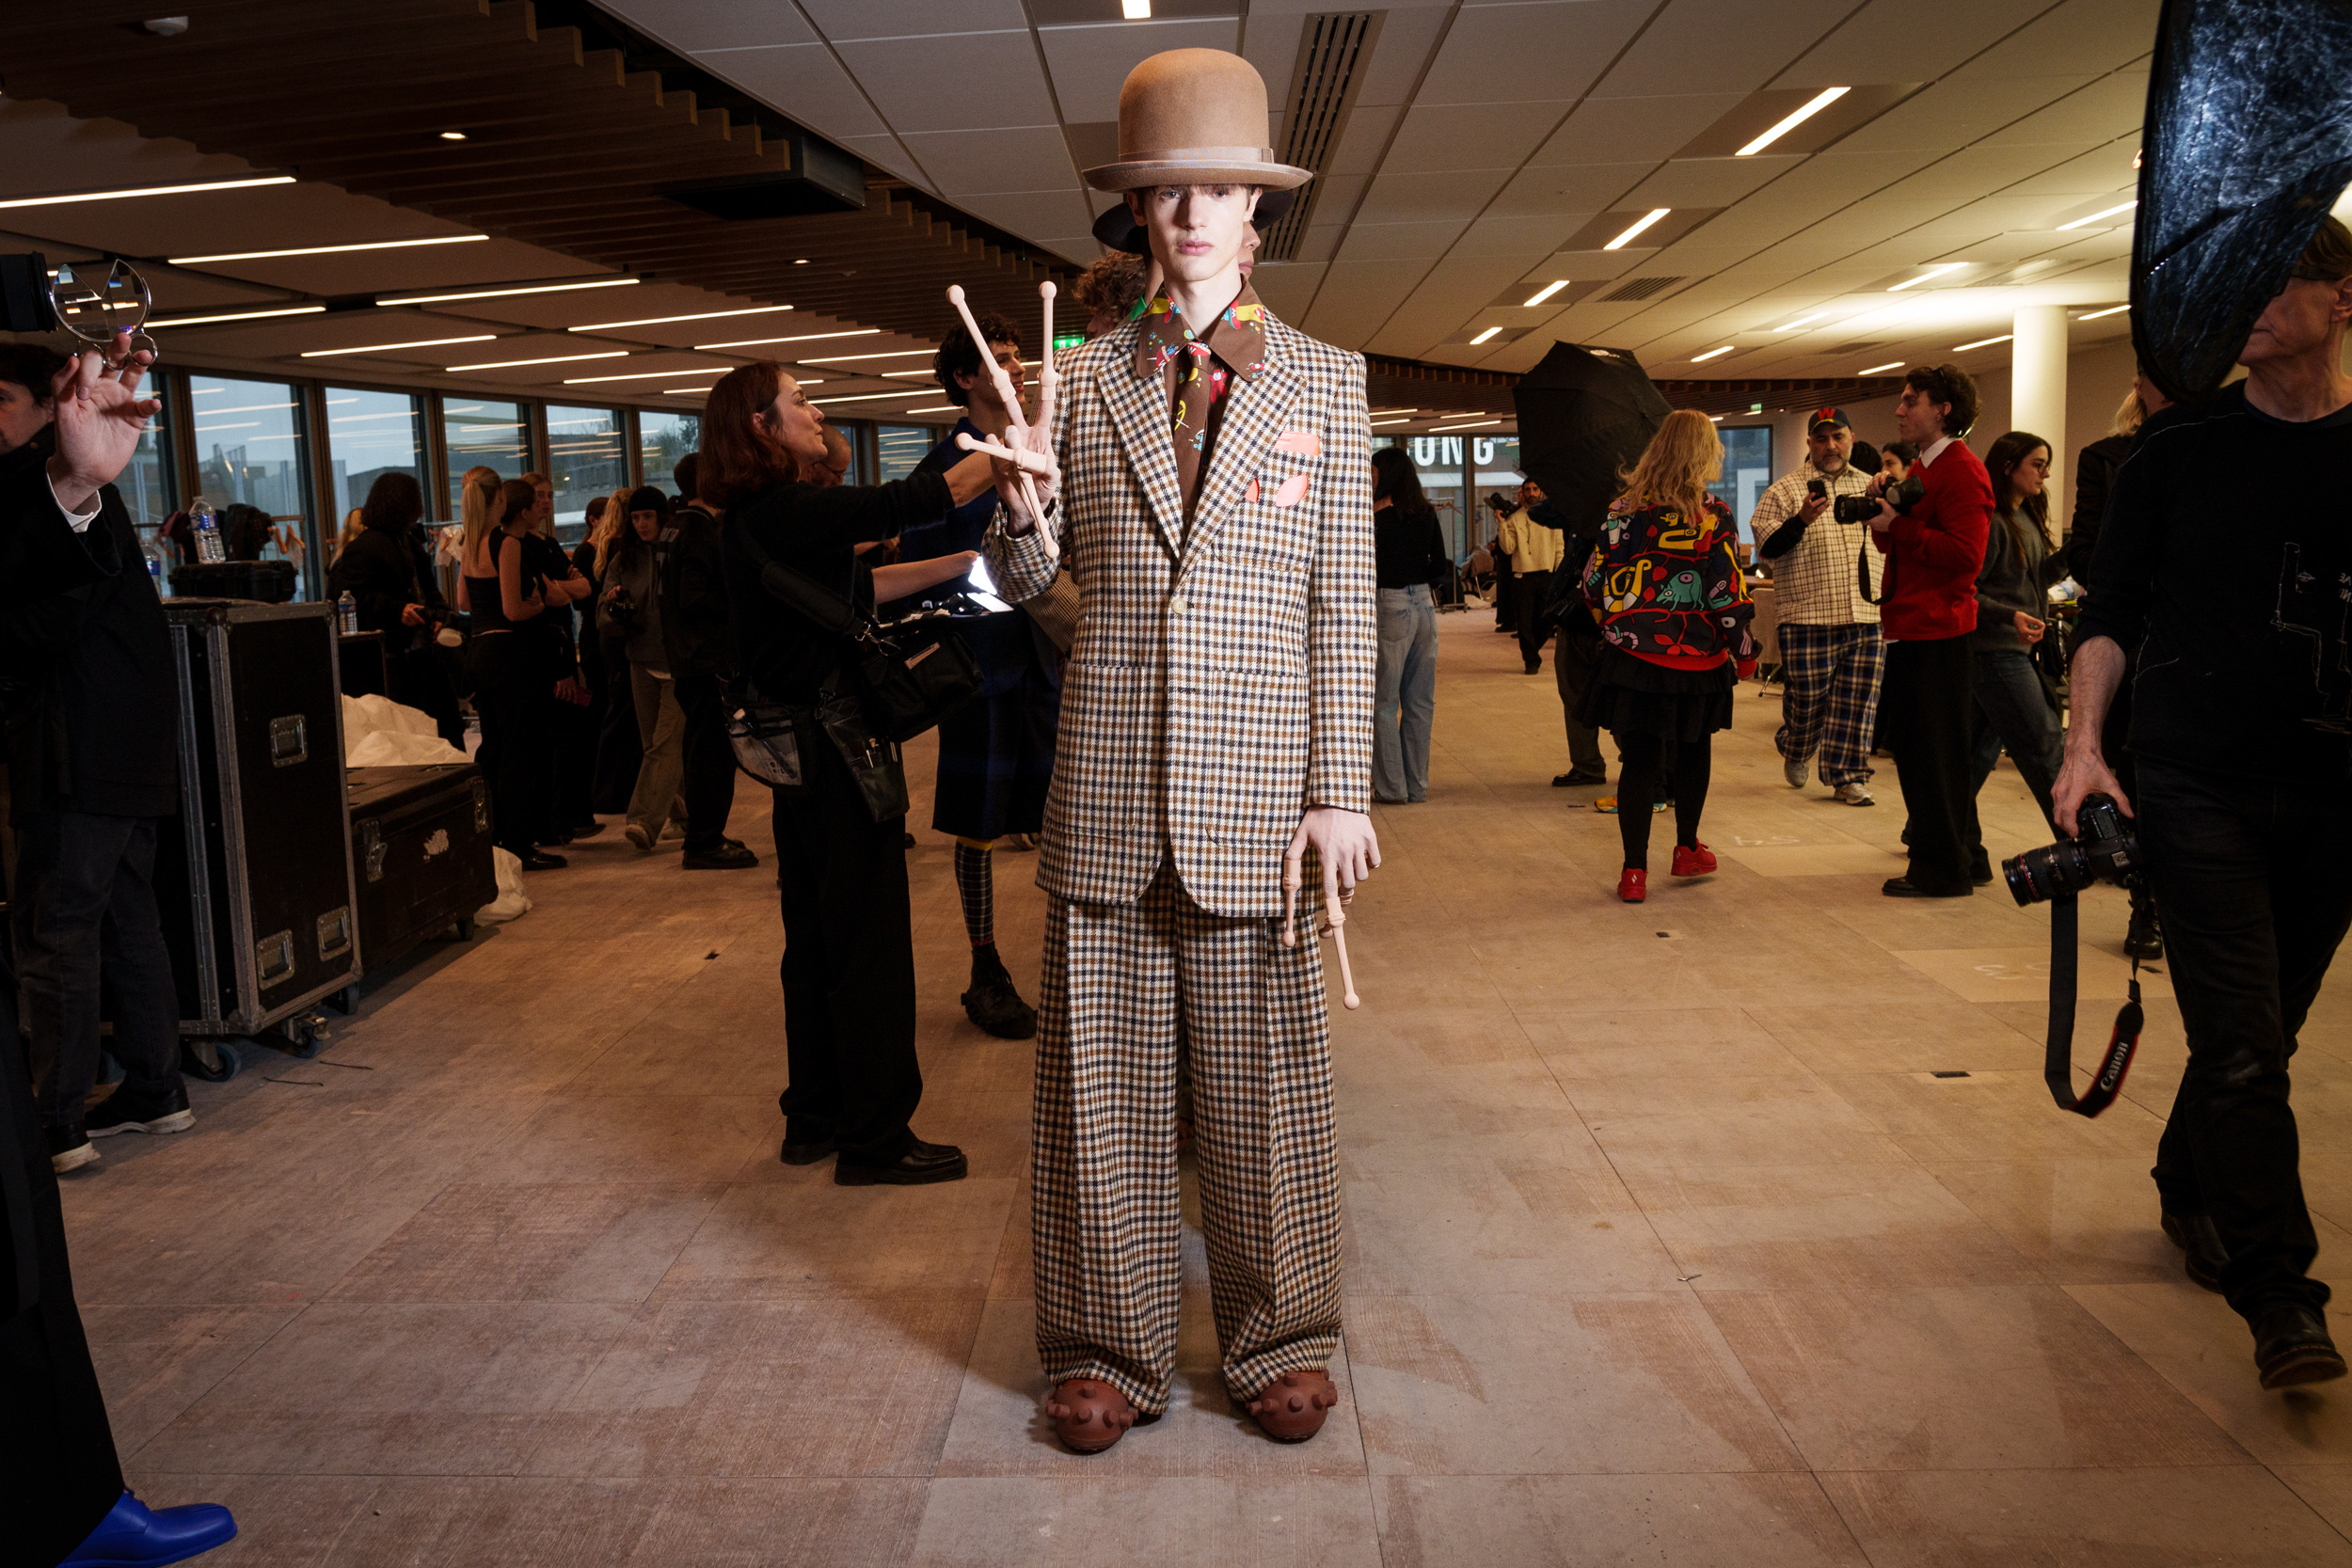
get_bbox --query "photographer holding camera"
[1866,364,1994,898]
[2057,216,2352,1391]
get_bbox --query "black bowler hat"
[1090,184,1298,256]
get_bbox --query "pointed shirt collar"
[1133,283,1269,384]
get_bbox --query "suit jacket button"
[1169,594,1187,614]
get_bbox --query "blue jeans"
[1966,643,2062,842]
[1374,585,1438,801]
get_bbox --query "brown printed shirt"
[1134,282,1269,527]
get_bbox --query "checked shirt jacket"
[1751,463,1886,788]
[984,297,1375,1414]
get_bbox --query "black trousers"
[1492,556,1516,628]
[1551,624,1606,775]
[387,643,465,750]
[470,633,549,855]
[0,938,127,1564]
[10,811,183,1128]
[550,686,597,833]
[589,638,644,816]
[2140,760,2352,1321]
[1613,732,1711,870]
[1514,568,1554,668]
[672,673,739,855]
[771,741,921,1164]
[1882,634,1975,894]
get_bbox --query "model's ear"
[1247,186,1263,221]
[1125,188,1147,223]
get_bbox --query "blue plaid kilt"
[930,609,1058,841]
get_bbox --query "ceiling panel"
[1326,103,1406,178]
[1834,73,2095,154]
[1345,5,1457,108]
[896,126,1077,195]
[173,238,613,299]
[1454,213,1600,261]
[1526,93,1750,167]
[1380,102,1568,175]
[1597,0,1851,100]
[1620,153,1804,208]
[834,33,1058,134]
[957,191,1096,242]
[1978,71,2149,147]
[1415,0,1655,106]
[1488,163,1657,219]
[1041,19,1245,120]
[1772,0,2053,89]
[806,0,1031,39]
[1354,167,1517,226]
[606,0,818,52]
[690,42,892,139]
[1334,219,1472,261]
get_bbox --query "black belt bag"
[725,683,813,796]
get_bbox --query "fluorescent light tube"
[151,305,326,327]
[1953,334,2012,351]
[301,335,496,357]
[1602,209,1670,250]
[1468,326,1502,344]
[0,176,295,211]
[378,278,640,306]
[571,305,794,331]
[695,328,881,351]
[1691,345,1734,362]
[1736,87,1850,157]
[1887,262,1965,292]
[2057,199,2137,231]
[172,235,486,264]
[444,351,629,372]
[1521,279,1570,307]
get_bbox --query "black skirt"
[1574,644,1737,742]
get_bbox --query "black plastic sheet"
[1510,341,1671,540]
[2133,0,2352,402]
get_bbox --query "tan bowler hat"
[1083,48,1312,193]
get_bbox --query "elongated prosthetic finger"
[1036,279,1058,436]
[946,284,1033,444]
[1323,895,1360,1009]
[953,431,1055,474]
[1281,853,1304,949]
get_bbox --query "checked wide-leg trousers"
[1031,864,1343,1415]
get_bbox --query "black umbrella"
[1511,341,1672,541]
[2133,0,2352,403]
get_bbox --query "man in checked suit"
[982,47,1380,1454]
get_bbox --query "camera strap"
[2043,893,2144,1117]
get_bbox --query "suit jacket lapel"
[1183,349,1301,571]
[1104,349,1187,559]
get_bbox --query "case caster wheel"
[276,1014,327,1059]
[181,1038,241,1082]
[453,915,475,941]
[330,983,360,1017]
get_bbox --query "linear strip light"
[696,327,880,351]
[1431,419,1502,432]
[2077,304,2129,320]
[172,235,487,265]
[445,351,628,372]
[378,278,640,306]
[1887,262,1966,292]
[572,305,794,331]
[301,335,496,357]
[1773,312,1829,333]
[1735,87,1850,157]
[1602,209,1670,251]
[1521,279,1571,307]
[902,404,959,414]
[661,386,718,395]
[1691,345,1735,362]
[0,175,295,211]
[801,348,934,364]
[1860,360,1904,373]
[563,367,733,385]
[151,305,326,328]
[1369,407,1418,415]
[2057,199,2137,231]
[1468,326,1503,345]
[1369,418,1414,428]
[1954,334,2012,351]
[811,389,941,404]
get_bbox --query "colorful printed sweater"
[1582,492,1755,670]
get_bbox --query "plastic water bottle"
[138,527,167,594]
[337,591,358,635]
[189,499,224,563]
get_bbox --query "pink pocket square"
[1273,430,1322,457]
[1246,478,1261,504]
[1273,474,1311,508]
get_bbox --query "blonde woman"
[330,506,365,566]
[1575,410,1755,902]
[461,477,563,869]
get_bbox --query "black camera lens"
[2003,840,2093,906]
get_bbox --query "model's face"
[0,377,53,456]
[755,375,828,466]
[2241,275,2352,365]
[1129,184,1262,287]
[2009,445,2051,499]
[955,340,1027,419]
[1894,386,1948,444]
[1807,427,1850,470]
[629,508,660,541]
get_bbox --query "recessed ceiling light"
[1123,0,1152,16]
[1954,334,2012,351]
[802,349,936,364]
[0,175,295,211]
[695,327,881,351]
[1430,419,1502,432]
[1691,345,1735,362]
[1887,262,1967,292]
[793,258,810,264]
[301,334,498,357]
[1521,279,1571,307]
[903,404,960,413]
[377,277,640,306]
[1860,360,1905,373]
[1772,312,1829,332]
[439,131,468,141]
[661,386,718,395]
[1708,414,1724,422]
[2077,303,2129,320]
[1468,326,1502,345]
[570,305,794,331]
[1368,407,1418,415]
[150,305,326,327]
[1735,87,1850,157]
[444,350,629,372]
[171,234,488,265]
[1369,418,1414,428]
[2057,199,2137,231]
[1602,208,1670,251]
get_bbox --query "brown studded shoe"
[1244,1370,1339,1442]
[1045,1379,1140,1453]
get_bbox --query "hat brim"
[1083,159,1312,194]
[1090,183,1299,255]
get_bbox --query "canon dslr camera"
[1833,472,1924,525]
[2003,792,2140,906]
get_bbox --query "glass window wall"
[1711,425,1774,540]
[323,387,426,551]
[186,373,314,594]
[876,424,934,483]
[639,410,701,497]
[444,398,528,518]
[544,404,625,543]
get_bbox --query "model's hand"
[2051,743,2132,836]
[45,332,161,514]
[1286,806,1381,907]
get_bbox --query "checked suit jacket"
[984,304,1376,920]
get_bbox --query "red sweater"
[1871,437,1992,641]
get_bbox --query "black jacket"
[661,502,737,679]
[2063,431,2132,584]
[0,439,178,823]
[326,519,446,649]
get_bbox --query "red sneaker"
[1671,842,1717,878]
[1616,867,1646,903]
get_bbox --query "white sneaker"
[1835,783,1875,807]
[1783,753,1809,789]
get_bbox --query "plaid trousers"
[1775,622,1885,786]
[1031,864,1343,1414]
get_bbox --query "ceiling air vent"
[1259,12,1381,262]
[1599,276,1684,302]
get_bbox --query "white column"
[2010,304,2069,492]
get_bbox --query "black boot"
[2161,1208,2228,1293]
[2254,1303,2347,1389]
[961,943,1038,1040]
[2125,893,2165,962]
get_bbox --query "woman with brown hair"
[1962,430,2069,880]
[1576,409,1754,903]
[708,361,996,1186]
[459,477,564,869]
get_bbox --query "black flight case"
[154,599,361,1080]
[346,764,496,974]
